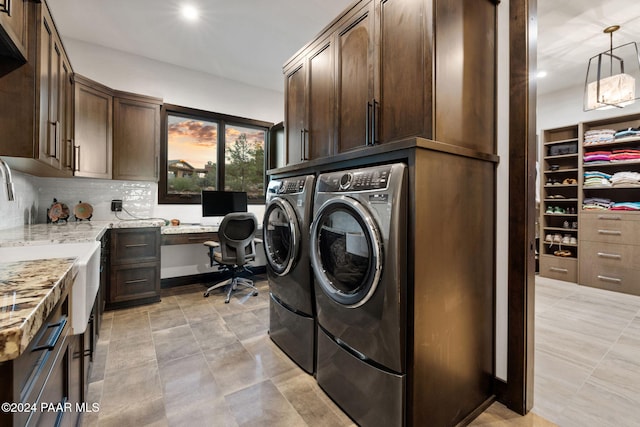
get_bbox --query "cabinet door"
[38,6,63,170]
[307,38,334,160]
[113,95,161,181]
[74,77,113,179]
[336,2,375,152]
[60,57,74,173]
[284,61,306,165]
[0,0,27,60]
[377,0,431,144]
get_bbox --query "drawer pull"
[597,275,622,284]
[125,243,149,248]
[597,252,622,260]
[32,316,67,352]
[188,237,206,240]
[597,229,622,236]
[125,278,148,284]
[550,267,568,273]
[597,214,622,221]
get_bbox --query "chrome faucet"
[0,158,15,201]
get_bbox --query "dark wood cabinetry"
[113,92,161,181]
[38,2,73,173]
[0,0,28,60]
[0,289,76,427]
[106,227,161,309]
[0,0,74,177]
[282,0,497,164]
[73,74,113,179]
[284,34,334,165]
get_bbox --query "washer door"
[310,196,383,308]
[263,197,300,276]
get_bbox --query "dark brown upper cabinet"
[0,0,74,177]
[284,34,335,166]
[0,0,28,60]
[74,75,113,179]
[282,0,497,165]
[113,92,161,182]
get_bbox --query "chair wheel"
[224,300,230,304]
[253,292,258,296]
[203,292,209,297]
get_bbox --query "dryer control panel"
[318,166,391,192]
[268,178,307,195]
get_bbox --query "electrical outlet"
[111,199,123,212]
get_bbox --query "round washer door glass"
[310,197,382,307]
[263,198,299,276]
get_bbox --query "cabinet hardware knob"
[124,278,148,284]
[597,252,622,260]
[32,316,67,352]
[597,275,622,284]
[597,229,622,236]
[597,215,621,220]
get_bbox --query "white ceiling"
[47,0,640,95]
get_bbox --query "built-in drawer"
[111,227,160,264]
[579,262,640,296]
[579,213,640,245]
[580,241,640,269]
[539,255,577,282]
[110,261,160,303]
[161,232,218,246]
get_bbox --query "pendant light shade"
[584,26,640,111]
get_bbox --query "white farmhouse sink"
[0,241,101,335]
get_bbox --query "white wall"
[538,83,640,133]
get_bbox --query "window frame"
[159,103,273,205]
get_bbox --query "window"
[159,104,272,204]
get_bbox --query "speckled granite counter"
[0,219,165,247]
[161,224,219,234]
[0,258,74,362]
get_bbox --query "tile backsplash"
[0,169,265,231]
[0,170,38,229]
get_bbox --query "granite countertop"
[0,219,166,247]
[161,224,219,234]
[0,258,74,362]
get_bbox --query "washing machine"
[310,163,407,426]
[263,174,316,373]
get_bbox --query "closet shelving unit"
[539,125,580,282]
[579,113,640,296]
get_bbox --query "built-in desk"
[160,224,220,246]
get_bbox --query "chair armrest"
[203,240,220,248]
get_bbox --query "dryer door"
[310,196,383,308]
[263,197,300,276]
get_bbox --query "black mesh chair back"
[217,212,258,266]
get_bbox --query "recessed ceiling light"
[181,4,199,21]
[537,70,548,79]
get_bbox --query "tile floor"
[80,275,640,426]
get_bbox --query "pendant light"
[583,25,640,111]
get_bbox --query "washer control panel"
[319,165,392,192]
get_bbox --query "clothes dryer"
[263,174,316,373]
[310,163,407,426]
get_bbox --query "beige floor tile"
[153,324,201,366]
[148,305,188,331]
[241,334,299,378]
[99,363,163,415]
[225,380,306,427]
[97,396,168,427]
[105,334,156,373]
[203,341,269,396]
[222,310,268,341]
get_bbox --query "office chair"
[203,212,260,303]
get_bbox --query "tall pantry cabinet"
[283,0,496,165]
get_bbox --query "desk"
[160,224,219,246]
